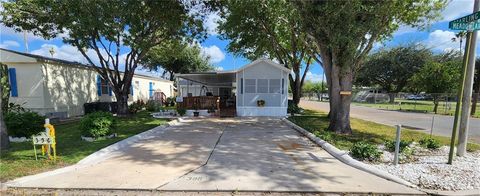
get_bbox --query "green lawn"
[0,111,168,182]
[288,110,480,151]
[351,99,480,118]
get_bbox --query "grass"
[288,109,480,151]
[0,111,168,182]
[351,99,480,118]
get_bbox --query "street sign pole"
[448,0,479,163]
[457,0,479,156]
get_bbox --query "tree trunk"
[290,72,302,106]
[433,96,439,114]
[388,93,395,104]
[0,108,8,150]
[326,61,353,134]
[116,93,129,117]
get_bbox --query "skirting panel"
[236,107,287,117]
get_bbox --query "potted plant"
[193,102,200,117]
[257,99,265,107]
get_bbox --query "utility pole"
[457,0,479,157]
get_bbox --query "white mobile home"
[0,48,174,118]
[176,58,290,117]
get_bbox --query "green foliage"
[384,140,412,153]
[355,45,433,93]
[302,81,327,94]
[128,100,145,114]
[5,111,44,137]
[145,100,164,112]
[176,108,187,116]
[419,137,441,149]
[144,41,213,81]
[80,112,116,138]
[1,0,205,116]
[288,101,302,114]
[350,142,381,162]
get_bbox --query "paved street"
[6,118,422,194]
[300,100,480,143]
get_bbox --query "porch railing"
[177,96,220,110]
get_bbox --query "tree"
[0,63,10,149]
[143,41,213,81]
[302,80,327,100]
[355,45,432,103]
[410,60,461,114]
[471,58,480,116]
[1,0,204,116]
[214,0,312,106]
[293,0,446,134]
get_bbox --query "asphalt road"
[300,100,480,143]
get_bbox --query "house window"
[257,79,268,93]
[269,79,281,93]
[245,79,256,93]
[101,79,109,95]
[282,78,285,94]
[240,78,243,94]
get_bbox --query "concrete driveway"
[6,118,422,194]
[300,100,480,143]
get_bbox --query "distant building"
[0,48,174,118]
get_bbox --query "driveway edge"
[282,118,416,188]
[3,119,179,188]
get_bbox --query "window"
[269,79,281,93]
[282,78,285,94]
[245,79,256,93]
[101,79,109,95]
[240,78,243,94]
[257,79,268,93]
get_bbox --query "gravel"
[372,145,480,191]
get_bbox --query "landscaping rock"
[373,146,480,191]
[9,136,31,142]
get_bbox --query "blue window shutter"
[108,85,112,96]
[130,81,134,95]
[149,82,153,98]
[96,75,102,96]
[8,68,18,97]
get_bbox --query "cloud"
[422,30,459,52]
[214,66,224,71]
[201,45,225,63]
[204,12,221,35]
[0,40,20,48]
[440,0,474,22]
[305,71,324,83]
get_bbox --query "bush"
[384,140,412,153]
[128,100,145,114]
[80,111,116,138]
[145,100,161,112]
[166,97,176,106]
[350,142,381,161]
[176,107,186,116]
[84,102,117,114]
[419,138,441,149]
[5,111,45,137]
[287,100,302,114]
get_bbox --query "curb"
[4,119,179,188]
[282,118,416,188]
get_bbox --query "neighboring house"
[176,58,290,117]
[0,48,174,118]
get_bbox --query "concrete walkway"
[300,100,480,143]
[6,118,423,194]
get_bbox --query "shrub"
[128,100,145,114]
[5,111,45,137]
[84,102,117,114]
[80,111,116,138]
[287,100,302,114]
[145,100,161,112]
[384,140,412,153]
[166,97,176,106]
[350,142,381,161]
[177,107,186,116]
[419,138,441,149]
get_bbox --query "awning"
[176,71,236,86]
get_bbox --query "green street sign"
[449,11,480,31]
